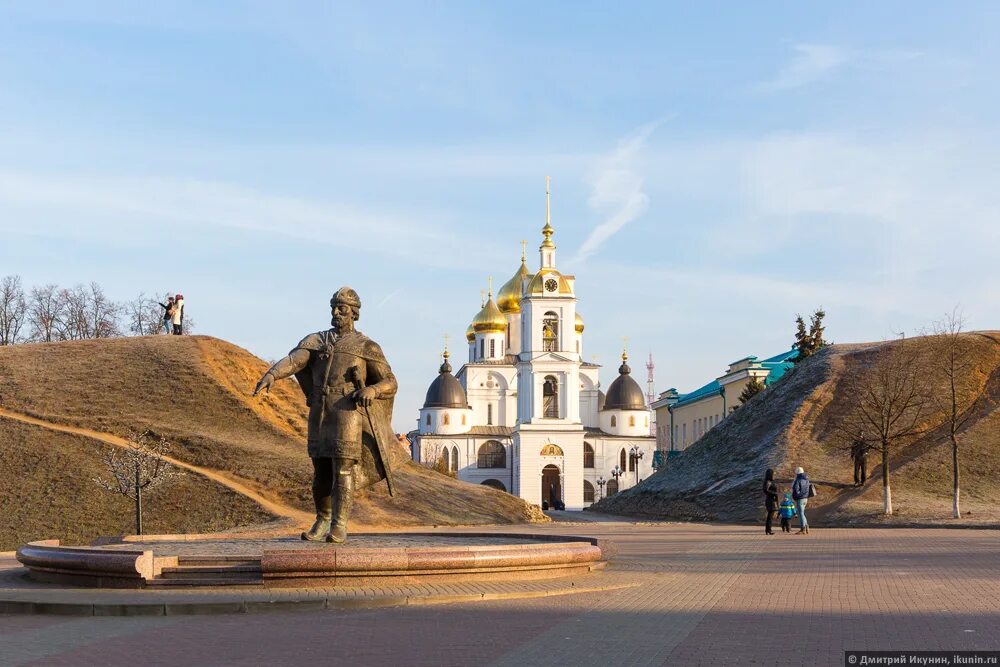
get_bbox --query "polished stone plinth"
[16,533,613,590]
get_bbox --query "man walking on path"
[792,467,812,535]
[851,433,868,486]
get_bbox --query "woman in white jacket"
[172,295,184,335]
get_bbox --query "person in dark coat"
[762,468,779,535]
[791,467,812,534]
[157,296,175,335]
[851,433,868,486]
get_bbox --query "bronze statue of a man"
[253,287,397,543]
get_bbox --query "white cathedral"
[411,182,656,510]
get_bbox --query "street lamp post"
[630,446,645,485]
[610,465,624,494]
[596,476,607,501]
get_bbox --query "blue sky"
[2,2,999,431]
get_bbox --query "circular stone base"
[15,533,613,590]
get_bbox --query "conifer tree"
[793,308,828,362]
[739,376,765,404]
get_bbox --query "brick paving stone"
[1,524,999,667]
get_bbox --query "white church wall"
[418,408,473,435]
[600,409,651,437]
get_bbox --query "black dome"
[423,357,469,409]
[603,360,646,410]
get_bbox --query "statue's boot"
[327,472,354,544]
[301,495,333,541]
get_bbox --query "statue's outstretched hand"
[253,373,274,397]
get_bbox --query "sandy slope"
[592,333,1000,525]
[0,335,544,549]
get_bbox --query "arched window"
[628,450,637,472]
[645,416,649,427]
[583,480,595,503]
[477,441,506,468]
[479,338,484,359]
[443,413,450,426]
[607,480,619,496]
[461,414,467,425]
[451,445,459,472]
[490,339,495,358]
[619,448,627,471]
[610,415,617,427]
[481,479,506,491]
[583,442,595,468]
[542,311,559,352]
[442,447,450,470]
[425,414,430,426]
[628,415,635,427]
[543,375,559,418]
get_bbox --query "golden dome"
[497,258,532,313]
[575,311,584,333]
[465,322,475,342]
[526,269,572,296]
[471,286,507,334]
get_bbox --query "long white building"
[411,182,656,510]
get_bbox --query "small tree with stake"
[94,430,173,535]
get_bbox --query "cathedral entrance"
[541,464,561,508]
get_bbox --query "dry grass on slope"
[0,418,273,551]
[0,335,545,531]
[0,335,313,509]
[593,333,1000,526]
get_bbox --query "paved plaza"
[2,521,999,666]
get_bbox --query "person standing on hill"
[851,432,868,486]
[762,468,778,535]
[158,296,175,335]
[791,467,812,534]
[172,294,184,335]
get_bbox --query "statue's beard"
[331,316,352,333]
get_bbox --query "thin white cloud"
[756,44,853,92]
[573,120,663,263]
[0,170,505,270]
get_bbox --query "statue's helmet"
[331,286,361,310]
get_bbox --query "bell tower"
[513,177,585,510]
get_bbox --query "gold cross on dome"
[520,239,527,261]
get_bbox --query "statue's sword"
[350,366,396,497]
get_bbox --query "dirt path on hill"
[0,407,311,526]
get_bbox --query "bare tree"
[27,283,63,342]
[87,282,120,338]
[93,430,173,535]
[52,283,120,340]
[846,338,931,514]
[123,292,167,336]
[930,309,982,519]
[0,275,28,345]
[55,285,89,340]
